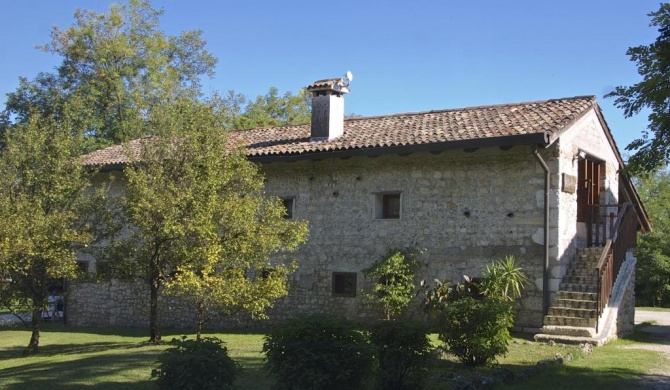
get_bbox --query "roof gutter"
[533,146,551,315]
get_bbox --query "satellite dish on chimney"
[342,70,353,87]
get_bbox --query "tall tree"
[2,0,217,150]
[229,87,311,130]
[0,106,98,354]
[607,3,670,173]
[633,171,670,306]
[97,99,308,342]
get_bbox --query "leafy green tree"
[0,108,97,354]
[230,87,311,130]
[633,171,670,306]
[2,0,217,151]
[607,3,670,173]
[362,248,422,320]
[98,98,307,342]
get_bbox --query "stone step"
[552,298,598,310]
[565,265,598,274]
[544,315,596,328]
[548,307,597,319]
[555,291,597,301]
[562,275,598,285]
[574,252,604,264]
[534,333,601,345]
[568,260,598,273]
[559,283,598,293]
[535,325,596,339]
[578,247,605,255]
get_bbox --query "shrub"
[437,297,514,366]
[151,336,240,390]
[368,319,430,390]
[363,248,423,320]
[263,313,375,390]
[418,275,481,316]
[479,255,529,302]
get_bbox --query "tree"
[607,3,670,173]
[0,107,97,354]
[633,171,670,306]
[362,248,422,320]
[2,0,217,151]
[229,87,311,130]
[97,99,308,342]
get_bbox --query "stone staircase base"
[534,252,636,346]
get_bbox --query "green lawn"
[636,306,670,312]
[496,341,666,390]
[0,323,666,389]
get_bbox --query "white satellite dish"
[345,70,353,82]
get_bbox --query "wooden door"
[577,157,602,222]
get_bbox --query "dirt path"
[622,309,670,389]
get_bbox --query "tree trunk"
[149,272,161,343]
[196,303,203,341]
[27,305,42,354]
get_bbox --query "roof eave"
[248,132,550,163]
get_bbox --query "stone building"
[73,76,650,342]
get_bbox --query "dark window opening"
[77,261,89,273]
[332,272,357,297]
[282,197,295,219]
[382,194,401,219]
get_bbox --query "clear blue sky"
[0,0,662,155]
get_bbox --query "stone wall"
[615,254,636,337]
[69,146,552,330]
[261,147,550,328]
[67,280,270,329]
[550,110,620,300]
[67,115,625,331]
[596,251,637,343]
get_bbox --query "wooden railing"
[586,204,618,247]
[592,202,637,332]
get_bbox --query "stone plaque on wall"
[562,173,577,194]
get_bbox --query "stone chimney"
[306,75,351,141]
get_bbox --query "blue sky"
[0,0,662,154]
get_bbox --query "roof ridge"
[229,96,597,133]
[343,95,597,122]
[84,95,598,167]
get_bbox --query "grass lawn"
[636,306,670,312]
[0,323,667,389]
[496,340,666,390]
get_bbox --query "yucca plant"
[479,255,529,302]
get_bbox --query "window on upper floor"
[375,192,401,219]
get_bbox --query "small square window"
[375,192,401,219]
[77,261,89,273]
[281,197,295,219]
[332,272,357,297]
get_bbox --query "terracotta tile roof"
[81,96,597,167]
